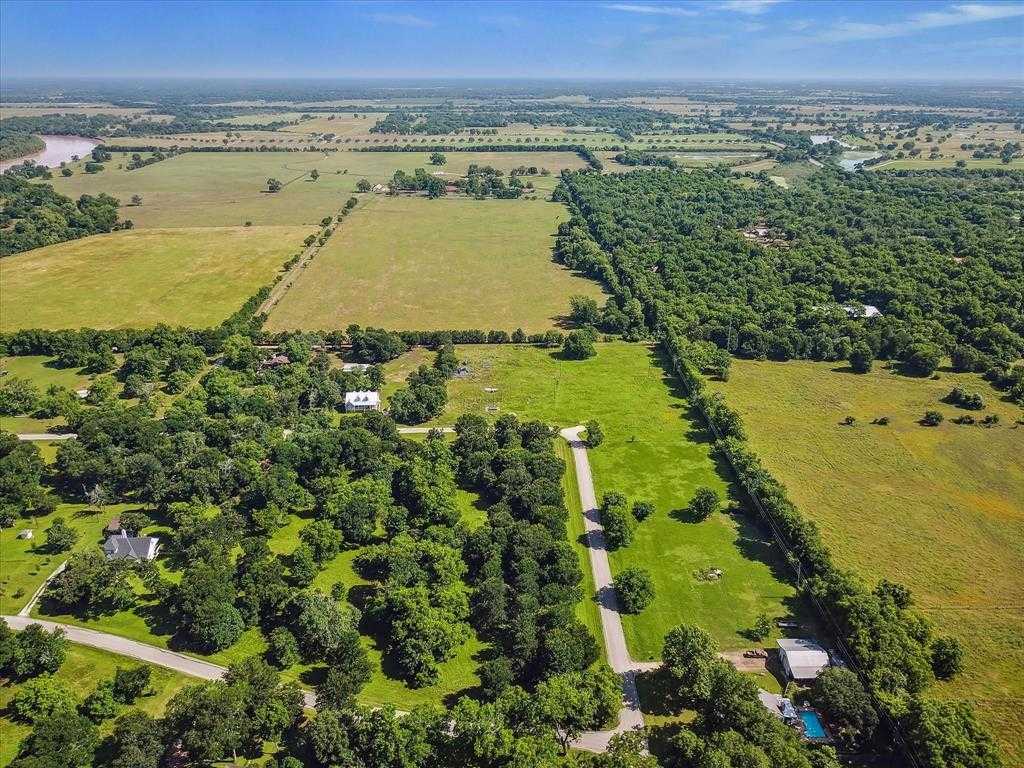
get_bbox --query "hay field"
[266,195,601,332]
[1,226,309,330]
[711,360,1024,762]
[42,150,587,228]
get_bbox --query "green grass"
[0,356,92,434]
[710,359,1024,765]
[266,195,603,333]
[875,157,1024,170]
[0,643,192,767]
[384,342,804,658]
[556,440,604,657]
[42,150,587,229]
[1,227,309,330]
[33,506,483,712]
[0,502,146,615]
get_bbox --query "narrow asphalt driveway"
[1,615,317,709]
[560,425,655,752]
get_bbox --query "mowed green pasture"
[266,195,603,333]
[42,150,586,228]
[384,342,805,658]
[0,643,191,767]
[710,360,1024,763]
[1,227,309,330]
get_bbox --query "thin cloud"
[603,3,700,17]
[818,3,1024,42]
[369,12,435,28]
[718,0,785,14]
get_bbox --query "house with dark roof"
[103,530,160,561]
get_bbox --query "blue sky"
[1,0,1022,80]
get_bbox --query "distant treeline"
[0,132,45,162]
[0,113,291,139]
[370,104,674,135]
[0,175,123,257]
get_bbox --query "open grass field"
[383,342,807,659]
[710,360,1024,764]
[266,195,602,333]
[0,643,191,767]
[1,226,309,331]
[876,157,1024,171]
[42,150,586,228]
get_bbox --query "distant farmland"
[266,195,603,332]
[42,150,589,228]
[1,226,310,330]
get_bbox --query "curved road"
[0,615,316,709]
[3,427,642,749]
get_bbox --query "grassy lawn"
[43,150,586,228]
[710,359,1024,764]
[31,502,484,712]
[384,342,804,658]
[1,227,309,330]
[266,195,603,333]
[0,643,191,767]
[0,502,145,615]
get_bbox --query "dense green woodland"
[3,326,845,768]
[553,166,1011,767]
[0,132,45,162]
[555,167,1024,393]
[0,175,124,256]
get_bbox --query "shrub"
[614,567,654,613]
[688,487,720,521]
[922,410,944,426]
[600,492,634,549]
[563,329,597,360]
[632,500,654,522]
[584,419,604,448]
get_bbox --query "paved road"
[1,616,316,709]
[560,426,651,752]
[16,433,77,441]
[396,427,454,434]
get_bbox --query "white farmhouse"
[344,390,381,412]
[777,638,830,682]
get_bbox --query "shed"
[777,638,830,681]
[17,529,33,540]
[344,390,380,412]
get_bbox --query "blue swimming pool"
[800,710,827,739]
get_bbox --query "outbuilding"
[344,390,380,412]
[777,638,830,682]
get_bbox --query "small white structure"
[843,303,883,318]
[17,529,33,540]
[344,390,380,412]
[103,530,160,561]
[342,363,371,372]
[75,388,90,399]
[777,638,830,682]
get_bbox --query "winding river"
[0,135,100,172]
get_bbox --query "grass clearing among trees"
[710,359,1024,763]
[266,195,603,333]
[1,226,310,330]
[0,643,191,767]
[384,342,806,658]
